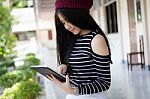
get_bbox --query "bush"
[24,57,40,67]
[0,70,36,88]
[16,53,40,70]
[0,79,42,99]
[16,65,32,70]
[0,52,42,99]
[0,67,7,76]
[11,0,28,8]
[23,53,40,67]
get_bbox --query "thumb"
[66,75,70,86]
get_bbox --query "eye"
[60,21,65,25]
[62,22,65,25]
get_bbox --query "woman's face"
[58,14,82,35]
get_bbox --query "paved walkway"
[40,62,150,99]
[108,63,150,99]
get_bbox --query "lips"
[70,28,75,32]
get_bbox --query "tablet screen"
[31,66,78,86]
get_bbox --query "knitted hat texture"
[55,0,93,10]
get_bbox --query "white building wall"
[92,0,123,64]
[36,30,56,49]
[146,0,150,65]
[135,0,150,65]
[91,0,101,26]
[36,10,56,49]
[12,8,37,32]
[118,0,130,62]
[147,0,150,42]
[106,0,150,65]
[135,0,149,65]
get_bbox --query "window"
[105,1,118,34]
[105,0,113,3]
[15,31,36,41]
[136,0,142,22]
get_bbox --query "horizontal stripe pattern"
[69,31,111,95]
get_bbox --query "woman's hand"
[46,75,77,95]
[57,64,67,75]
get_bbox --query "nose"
[65,25,71,30]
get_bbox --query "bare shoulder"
[91,34,109,56]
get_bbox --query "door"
[127,0,138,63]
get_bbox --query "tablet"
[31,65,78,86]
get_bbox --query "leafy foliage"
[6,0,30,8]
[16,53,40,71]
[0,66,7,77]
[0,0,17,78]
[0,1,17,63]
[0,79,42,99]
[0,53,42,98]
[0,2,42,98]
[23,53,40,67]
[0,69,36,88]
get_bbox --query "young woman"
[47,0,112,99]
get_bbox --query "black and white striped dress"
[69,31,111,95]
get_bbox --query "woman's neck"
[79,29,92,36]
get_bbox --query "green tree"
[10,0,28,8]
[0,1,17,62]
[0,1,17,76]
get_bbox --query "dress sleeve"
[77,53,111,95]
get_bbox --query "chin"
[73,32,79,35]
[71,31,78,35]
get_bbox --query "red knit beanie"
[55,0,93,11]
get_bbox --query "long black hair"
[55,9,112,65]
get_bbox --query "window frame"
[104,0,118,34]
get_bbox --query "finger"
[51,74,56,79]
[62,69,66,74]
[66,75,70,86]
[51,74,60,82]
[61,68,64,74]
[50,74,63,87]
[50,74,55,79]
[59,64,67,74]
[46,75,52,80]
